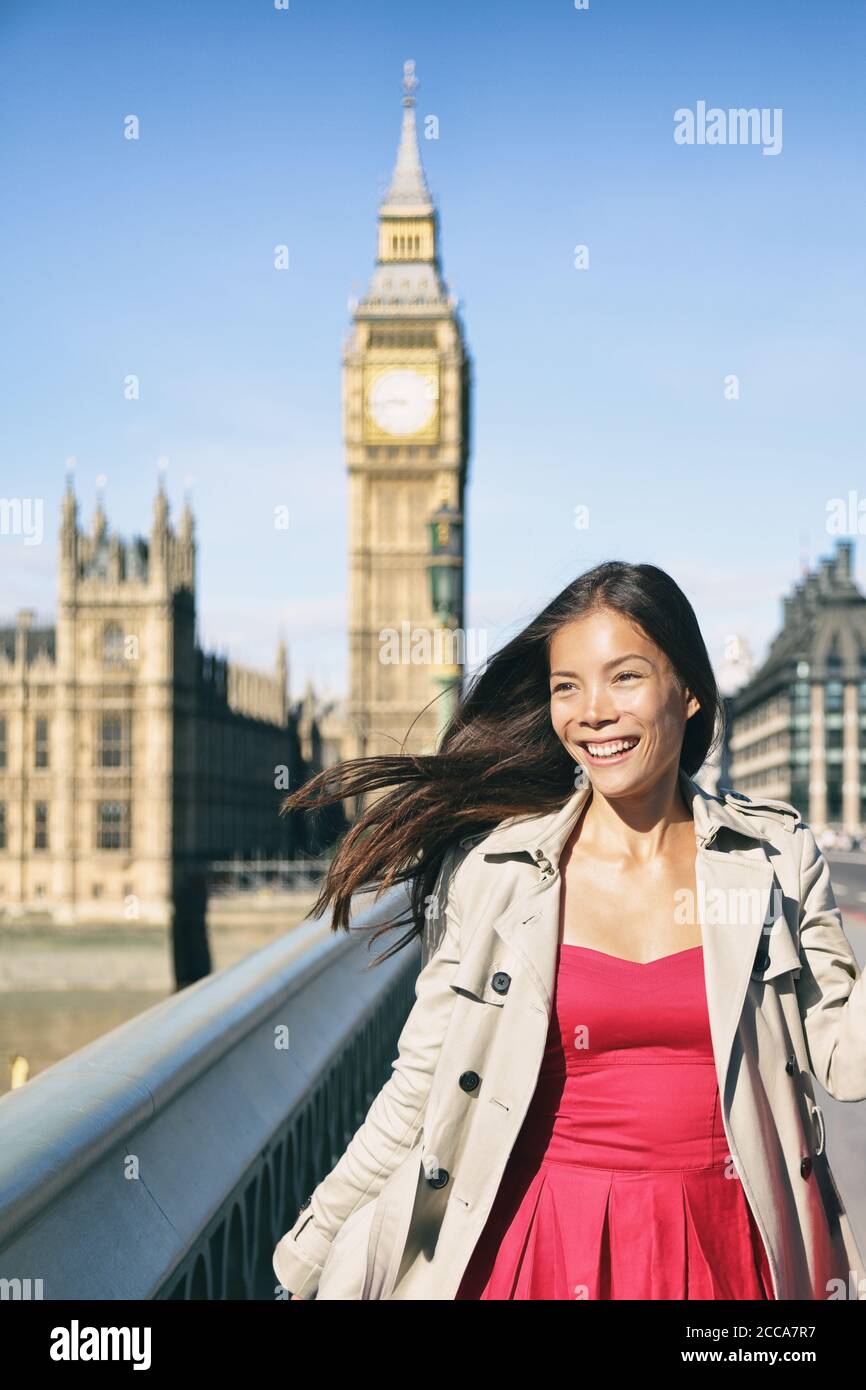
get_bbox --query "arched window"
[102,622,125,668]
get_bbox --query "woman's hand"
[290,1293,303,1301]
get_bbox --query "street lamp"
[427,499,464,742]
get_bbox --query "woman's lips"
[578,737,640,767]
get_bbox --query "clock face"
[367,368,438,436]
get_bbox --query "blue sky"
[1,0,864,698]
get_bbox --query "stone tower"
[343,59,471,762]
[54,473,196,920]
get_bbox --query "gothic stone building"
[727,539,866,833]
[0,481,343,924]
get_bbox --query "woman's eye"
[552,672,640,694]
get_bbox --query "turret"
[59,471,79,596]
[177,484,196,592]
[150,474,170,592]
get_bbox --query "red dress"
[455,942,775,1300]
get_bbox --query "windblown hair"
[281,560,724,965]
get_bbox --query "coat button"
[459,1070,480,1092]
[426,1167,450,1189]
[491,971,511,995]
[800,1156,812,1179]
[754,949,771,972]
[785,1054,795,1075]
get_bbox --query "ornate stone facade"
[0,481,344,924]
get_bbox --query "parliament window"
[102,622,126,668]
[0,802,6,850]
[34,716,50,768]
[97,800,130,850]
[34,802,48,850]
[0,717,6,769]
[98,712,131,768]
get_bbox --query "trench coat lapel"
[467,767,779,1110]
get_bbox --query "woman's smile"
[576,735,641,767]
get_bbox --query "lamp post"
[427,500,464,744]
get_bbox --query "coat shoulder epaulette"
[717,787,803,832]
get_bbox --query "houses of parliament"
[0,61,469,925]
[0,479,346,925]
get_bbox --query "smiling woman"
[276,561,723,959]
[272,560,865,1301]
[549,613,700,784]
[544,603,708,965]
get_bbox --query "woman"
[273,560,866,1300]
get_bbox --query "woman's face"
[548,607,700,791]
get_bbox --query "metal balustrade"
[0,883,419,1300]
[208,856,335,893]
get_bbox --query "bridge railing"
[0,883,419,1300]
[208,856,335,893]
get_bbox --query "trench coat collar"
[463,764,788,864]
[460,765,800,1113]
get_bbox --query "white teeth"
[585,738,639,758]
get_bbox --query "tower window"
[34,716,50,769]
[34,801,48,850]
[368,327,436,349]
[97,800,130,850]
[98,712,131,768]
[102,622,126,668]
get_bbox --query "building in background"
[344,60,471,762]
[704,634,757,796]
[726,539,866,834]
[0,479,345,925]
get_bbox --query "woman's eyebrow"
[550,653,654,678]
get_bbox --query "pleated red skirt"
[455,942,776,1300]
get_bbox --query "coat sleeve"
[272,842,468,1298]
[796,824,866,1102]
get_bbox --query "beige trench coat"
[273,768,866,1300]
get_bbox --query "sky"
[1,0,864,700]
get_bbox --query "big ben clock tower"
[344,59,471,764]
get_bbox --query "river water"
[0,894,318,1096]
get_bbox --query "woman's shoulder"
[714,788,832,887]
[716,786,804,834]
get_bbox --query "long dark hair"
[281,560,724,964]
